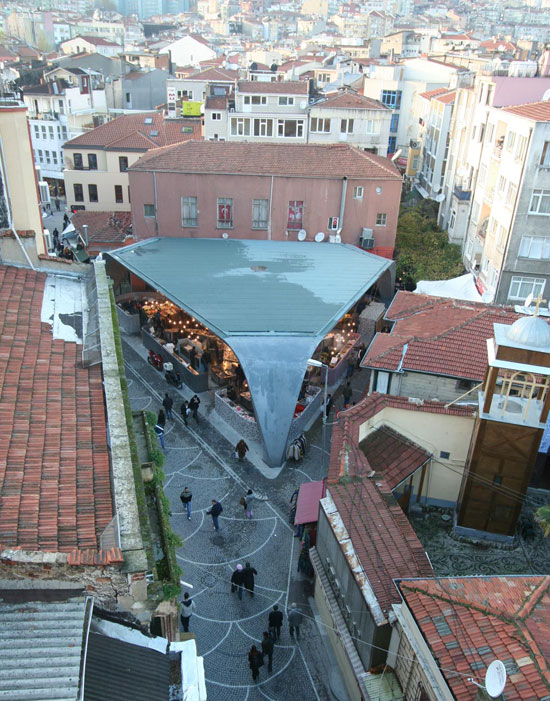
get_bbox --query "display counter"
[142,328,209,393]
[320,333,360,386]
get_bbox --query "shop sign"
[167,86,176,103]
[181,101,202,116]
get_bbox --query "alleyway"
[122,338,372,701]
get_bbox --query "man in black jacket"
[180,487,192,520]
[261,631,274,672]
[189,394,200,423]
[163,392,174,420]
[268,604,283,640]
[206,499,223,531]
[242,562,258,597]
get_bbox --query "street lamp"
[308,358,329,473]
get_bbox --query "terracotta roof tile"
[130,140,403,179]
[68,35,120,47]
[186,66,238,82]
[237,80,309,95]
[64,113,201,151]
[398,576,550,701]
[71,211,132,249]
[419,87,449,100]
[313,91,387,110]
[0,266,113,554]
[502,100,550,122]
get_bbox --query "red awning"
[294,480,325,525]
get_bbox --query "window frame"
[353,186,364,200]
[119,156,128,172]
[529,188,550,215]
[278,96,295,106]
[287,200,304,229]
[376,213,387,226]
[181,196,198,227]
[217,197,233,228]
[310,117,331,133]
[340,118,354,134]
[88,184,98,203]
[508,276,546,301]
[73,152,83,169]
[88,153,97,170]
[144,203,156,218]
[518,235,550,260]
[277,119,304,138]
[114,184,123,204]
[211,112,222,120]
[252,198,269,229]
[73,183,84,202]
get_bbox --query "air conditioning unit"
[328,216,339,230]
[43,228,52,252]
[38,181,50,205]
[360,227,374,249]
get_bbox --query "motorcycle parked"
[147,350,163,370]
[165,368,183,389]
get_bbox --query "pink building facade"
[128,141,402,257]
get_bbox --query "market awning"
[294,480,325,525]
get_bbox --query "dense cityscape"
[0,0,549,698]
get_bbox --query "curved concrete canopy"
[107,238,394,466]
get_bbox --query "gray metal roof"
[106,238,392,338]
[0,595,89,700]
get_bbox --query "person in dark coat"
[325,394,333,419]
[248,645,262,682]
[180,592,196,632]
[261,631,274,673]
[242,562,257,597]
[342,382,352,409]
[180,487,192,520]
[268,604,283,640]
[189,394,200,422]
[55,197,60,211]
[63,213,70,227]
[52,228,59,250]
[162,392,174,420]
[157,409,166,428]
[231,564,244,600]
[180,400,190,427]
[206,499,223,531]
[235,439,249,461]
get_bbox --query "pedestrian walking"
[346,355,355,378]
[180,487,192,520]
[180,592,196,632]
[235,438,249,461]
[288,603,304,640]
[261,631,274,673]
[157,409,166,428]
[248,645,263,682]
[342,382,352,409]
[154,418,165,450]
[355,342,366,369]
[242,561,257,597]
[63,213,69,227]
[206,499,223,531]
[180,400,190,426]
[268,604,283,640]
[162,393,174,420]
[244,489,255,519]
[52,227,59,249]
[325,393,333,419]
[55,197,60,211]
[231,564,244,600]
[201,348,211,372]
[189,394,200,422]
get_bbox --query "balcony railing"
[454,185,471,201]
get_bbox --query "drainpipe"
[267,174,274,240]
[337,176,347,236]
[82,224,88,247]
[0,136,36,270]
[153,171,158,235]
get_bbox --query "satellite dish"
[222,232,229,239]
[315,232,325,242]
[435,193,445,202]
[299,100,307,109]
[525,293,534,308]
[391,148,403,162]
[297,229,307,241]
[485,660,507,698]
[334,233,341,243]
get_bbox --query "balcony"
[454,185,471,201]
[29,112,62,121]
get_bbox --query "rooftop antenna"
[468,660,507,699]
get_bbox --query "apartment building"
[459,101,550,305]
[63,112,201,213]
[166,67,238,117]
[60,35,122,58]
[127,140,402,256]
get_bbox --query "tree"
[394,201,463,290]
[535,505,550,537]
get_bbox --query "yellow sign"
[181,101,202,116]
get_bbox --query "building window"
[73,153,83,169]
[114,185,123,203]
[119,156,128,172]
[529,189,550,215]
[508,276,546,301]
[389,113,399,133]
[244,95,267,105]
[471,201,480,224]
[449,209,456,230]
[62,126,68,139]
[497,175,507,196]
[365,119,378,134]
[88,153,97,170]
[387,136,396,154]
[478,163,487,186]
[144,204,156,217]
[376,213,387,226]
[37,149,43,162]
[380,90,402,108]
[287,200,303,229]
[211,112,222,120]
[310,117,330,133]
[45,150,51,165]
[277,119,304,138]
[515,134,528,161]
[353,186,364,199]
[52,151,58,165]
[252,199,269,229]
[125,92,131,104]
[182,196,198,227]
[230,117,250,136]
[33,124,40,138]
[74,183,84,202]
[540,141,550,167]
[278,96,295,106]
[340,119,354,134]
[505,130,516,152]
[48,125,54,139]
[519,236,550,259]
[253,118,273,136]
[505,182,517,208]
[41,125,47,138]
[217,197,233,227]
[88,184,98,202]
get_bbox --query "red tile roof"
[359,425,430,489]
[314,91,387,110]
[64,113,201,151]
[205,95,228,109]
[419,87,450,100]
[0,266,113,555]
[398,576,550,701]
[502,100,550,122]
[237,80,309,95]
[71,211,133,250]
[68,35,121,47]
[130,141,403,179]
[362,291,520,380]
[186,66,238,82]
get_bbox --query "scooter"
[147,350,163,370]
[166,368,183,389]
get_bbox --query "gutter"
[337,176,347,235]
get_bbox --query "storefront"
[107,238,394,467]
